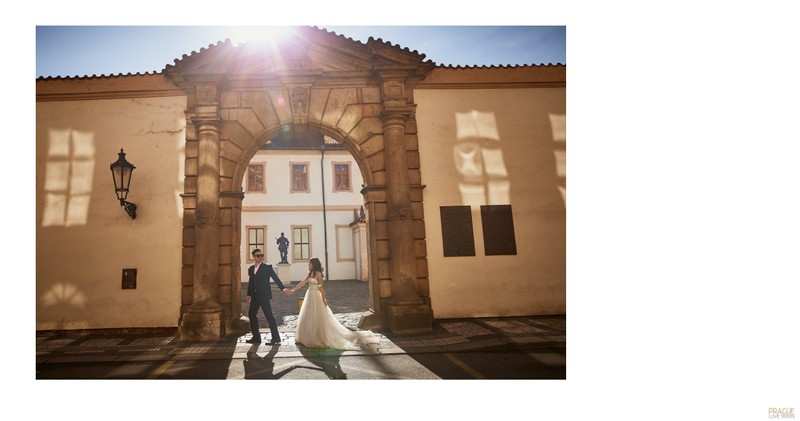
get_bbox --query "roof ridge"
[365,35,428,62]
[164,38,234,71]
[311,26,368,46]
[36,71,162,81]
[435,63,566,69]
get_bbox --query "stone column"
[180,80,225,341]
[351,220,369,282]
[382,110,433,333]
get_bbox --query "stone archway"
[166,29,434,341]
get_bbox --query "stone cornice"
[416,66,566,90]
[36,74,185,102]
[416,81,566,89]
[36,89,186,102]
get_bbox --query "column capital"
[380,106,414,127]
[191,118,223,131]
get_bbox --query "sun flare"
[227,26,295,47]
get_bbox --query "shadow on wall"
[40,282,89,330]
[41,128,95,227]
[38,129,96,329]
[453,110,566,208]
[549,113,566,205]
[454,110,509,206]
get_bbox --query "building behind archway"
[240,130,369,283]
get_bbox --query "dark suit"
[247,263,286,342]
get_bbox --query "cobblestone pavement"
[243,279,370,331]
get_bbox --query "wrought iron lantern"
[110,148,137,219]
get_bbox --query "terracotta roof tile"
[164,39,234,71]
[36,71,161,81]
[313,27,432,63]
[262,130,345,150]
[435,63,565,69]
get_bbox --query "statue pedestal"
[277,263,292,287]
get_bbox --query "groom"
[246,248,290,344]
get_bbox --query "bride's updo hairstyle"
[309,257,324,276]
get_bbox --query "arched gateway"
[166,28,434,341]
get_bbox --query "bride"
[288,257,379,350]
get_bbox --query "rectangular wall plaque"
[481,205,517,256]
[122,268,137,289]
[440,206,475,257]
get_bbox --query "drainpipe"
[320,144,330,282]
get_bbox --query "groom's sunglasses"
[254,254,263,257]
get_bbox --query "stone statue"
[276,232,290,264]
[354,206,366,223]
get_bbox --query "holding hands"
[283,288,292,296]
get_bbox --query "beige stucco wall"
[36,96,186,330]
[416,87,566,318]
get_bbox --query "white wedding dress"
[295,279,379,350]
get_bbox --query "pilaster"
[180,77,225,341]
[377,70,433,333]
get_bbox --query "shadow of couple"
[243,344,347,380]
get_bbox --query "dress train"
[294,279,379,350]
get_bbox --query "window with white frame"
[247,226,266,262]
[292,225,311,261]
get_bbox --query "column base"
[180,307,225,341]
[387,303,433,334]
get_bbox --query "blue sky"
[35,26,565,78]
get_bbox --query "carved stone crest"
[195,210,219,226]
[388,205,414,221]
[291,87,308,114]
[290,87,309,124]
[197,83,217,104]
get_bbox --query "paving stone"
[439,321,494,337]
[116,354,171,362]
[528,317,567,332]
[483,320,547,334]
[77,338,125,347]
[506,336,566,349]
[443,338,508,352]
[48,355,120,363]
[130,337,176,346]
